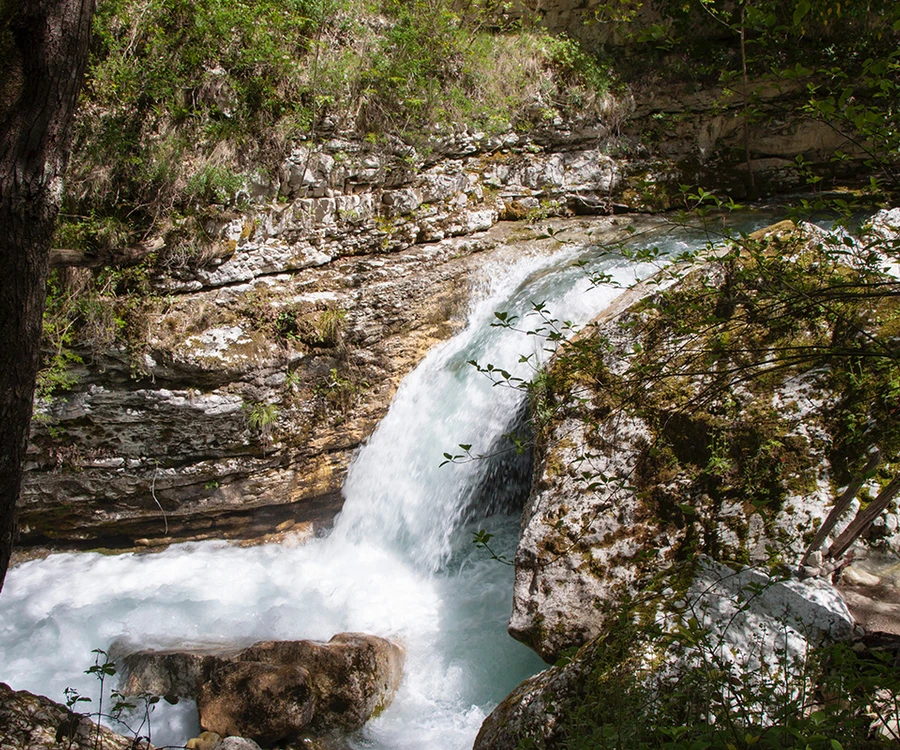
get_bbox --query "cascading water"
[0,215,771,749]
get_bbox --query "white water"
[0,217,752,749]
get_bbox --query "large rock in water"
[509,220,900,662]
[477,561,857,750]
[121,633,404,743]
[479,215,900,747]
[198,662,315,745]
[236,634,405,732]
[0,682,145,750]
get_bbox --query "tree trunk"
[0,0,95,592]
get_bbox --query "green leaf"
[792,0,811,26]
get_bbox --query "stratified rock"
[238,633,405,732]
[198,661,315,745]
[0,682,144,750]
[22,70,863,554]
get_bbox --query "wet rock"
[198,662,315,745]
[186,730,224,750]
[473,660,576,750]
[0,682,143,750]
[121,633,404,742]
[121,650,226,699]
[238,633,405,732]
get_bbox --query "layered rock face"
[20,66,874,550]
[20,128,628,550]
[22,228,485,548]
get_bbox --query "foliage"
[244,401,280,444]
[62,649,159,750]
[592,0,900,196]
[57,0,615,267]
[36,265,162,399]
[547,582,900,750]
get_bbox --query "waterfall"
[0,215,768,749]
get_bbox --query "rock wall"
[22,123,634,550]
[20,75,874,552]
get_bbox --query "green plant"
[312,308,347,347]
[184,164,246,207]
[244,401,280,445]
[284,368,304,390]
[62,649,159,750]
[36,263,164,397]
[315,367,365,415]
[552,579,900,750]
[543,34,612,96]
[525,199,565,224]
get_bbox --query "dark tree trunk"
[0,0,95,591]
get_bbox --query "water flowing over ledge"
[0,215,769,749]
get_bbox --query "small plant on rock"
[244,401,280,446]
[62,649,159,750]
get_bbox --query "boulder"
[120,632,405,742]
[484,219,900,746]
[121,650,225,701]
[507,232,900,661]
[477,563,856,750]
[185,731,224,750]
[198,661,315,745]
[238,632,405,732]
[184,732,264,750]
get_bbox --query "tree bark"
[0,0,95,592]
